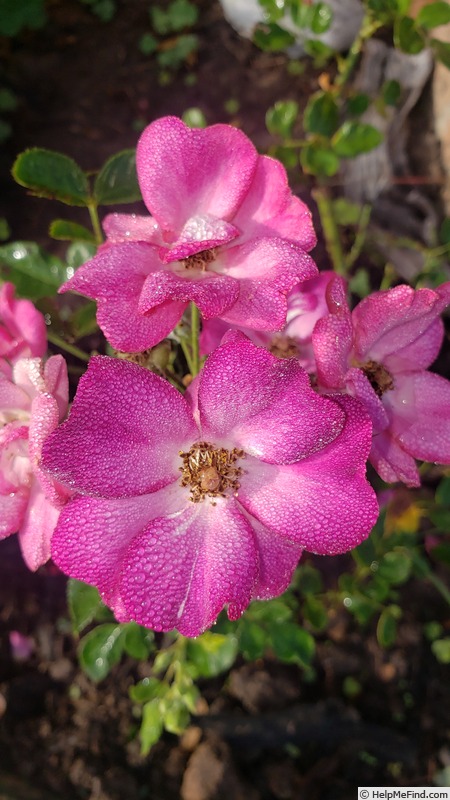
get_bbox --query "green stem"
[87,202,103,245]
[190,303,200,378]
[346,204,371,269]
[47,331,90,362]
[179,337,195,376]
[427,571,450,607]
[335,16,381,90]
[312,186,346,275]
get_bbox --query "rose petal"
[137,116,258,233]
[103,212,161,245]
[370,429,420,487]
[232,155,316,251]
[242,510,302,600]
[42,356,198,498]
[0,488,28,538]
[237,396,377,554]
[120,498,258,636]
[219,237,317,331]
[198,332,345,463]
[313,275,352,389]
[138,269,239,320]
[18,480,60,571]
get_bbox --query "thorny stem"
[312,186,346,275]
[88,202,103,246]
[47,331,91,362]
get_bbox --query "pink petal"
[61,242,185,351]
[51,483,184,605]
[237,396,378,555]
[232,155,316,251]
[313,275,352,389]
[0,489,28,538]
[120,499,258,636]
[345,367,390,433]
[244,511,303,600]
[385,371,450,464]
[219,237,317,331]
[352,283,450,369]
[138,269,239,320]
[137,116,258,234]
[29,393,68,507]
[159,215,240,263]
[0,283,47,360]
[43,355,69,421]
[198,332,345,463]
[18,480,60,571]
[370,430,420,487]
[103,212,161,244]
[42,356,198,498]
[0,372,30,414]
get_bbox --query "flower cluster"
[0,284,69,569]
[4,116,450,636]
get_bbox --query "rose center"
[269,335,300,359]
[361,360,394,397]
[183,248,216,271]
[179,441,244,503]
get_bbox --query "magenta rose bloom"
[0,283,47,365]
[42,334,378,636]
[60,116,318,352]
[313,276,450,486]
[0,356,70,569]
[200,271,334,372]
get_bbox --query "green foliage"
[79,0,116,22]
[332,121,383,157]
[12,149,90,207]
[266,100,299,138]
[186,632,238,678]
[93,150,141,205]
[416,2,450,30]
[431,638,450,664]
[300,143,340,177]
[0,242,69,300]
[382,79,401,107]
[141,0,199,70]
[304,92,339,137]
[67,578,104,634]
[394,16,426,54]
[253,23,296,51]
[49,220,96,243]
[0,0,46,36]
[182,107,207,128]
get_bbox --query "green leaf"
[271,145,299,169]
[0,0,46,36]
[347,93,370,117]
[303,596,328,630]
[429,507,450,531]
[238,621,267,660]
[377,550,412,585]
[310,2,333,34]
[417,1,450,29]
[49,219,96,243]
[266,100,299,138]
[139,32,158,55]
[130,677,166,703]
[271,622,315,665]
[157,33,198,68]
[300,143,340,176]
[332,122,383,157]
[66,241,97,270]
[123,622,154,660]
[0,218,10,242]
[431,637,450,664]
[93,149,141,205]
[182,107,207,128]
[150,6,171,35]
[304,92,339,137]
[394,16,426,54]
[0,87,18,112]
[67,579,103,634]
[12,148,90,206]
[186,632,238,678]
[377,606,401,648]
[295,563,324,595]
[78,624,125,682]
[163,699,191,734]
[0,241,69,299]
[253,23,296,51]
[435,476,450,506]
[439,218,450,246]
[349,268,371,299]
[430,38,450,69]
[259,0,286,22]
[167,0,199,31]
[71,300,98,338]
[140,699,164,754]
[382,79,401,106]
[352,536,377,568]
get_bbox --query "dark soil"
[1,2,450,798]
